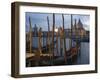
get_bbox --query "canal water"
[32,37,89,65]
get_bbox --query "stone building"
[72,19,86,37]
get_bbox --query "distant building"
[72,19,86,36]
[64,19,87,38]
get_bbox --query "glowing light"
[55,28,58,32]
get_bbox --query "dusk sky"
[25,12,90,32]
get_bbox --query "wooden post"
[47,16,50,45]
[59,27,62,56]
[47,16,50,33]
[79,19,82,56]
[62,14,67,63]
[43,32,44,47]
[29,17,32,54]
[70,15,73,63]
[47,16,51,54]
[46,32,48,52]
[74,19,77,41]
[47,16,52,64]
[38,27,42,54]
[56,28,59,56]
[74,19,79,55]
[35,27,42,66]
[70,15,73,48]
[51,13,55,65]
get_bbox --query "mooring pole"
[38,27,42,54]
[70,15,74,63]
[29,17,32,54]
[70,15,73,48]
[74,19,79,56]
[74,19,77,43]
[59,27,63,56]
[51,13,55,65]
[36,27,42,66]
[56,28,59,56]
[62,14,67,63]
[47,16,52,62]
[47,16,50,50]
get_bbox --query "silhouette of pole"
[74,19,77,43]
[51,13,55,65]
[47,16,52,62]
[74,19,79,55]
[29,16,32,54]
[59,27,64,56]
[70,15,73,48]
[38,27,42,54]
[47,16,50,32]
[55,27,59,56]
[62,14,67,63]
